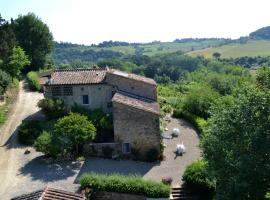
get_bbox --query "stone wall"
[93,191,169,200]
[106,72,157,101]
[45,84,113,113]
[113,101,160,160]
[93,191,145,200]
[83,142,121,158]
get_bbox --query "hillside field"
[187,40,270,58]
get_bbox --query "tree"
[0,15,17,61]
[14,13,54,72]
[0,69,11,95]
[256,66,270,89]
[201,87,270,199]
[6,47,30,77]
[212,52,221,59]
[54,113,96,155]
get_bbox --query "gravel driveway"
[0,82,200,199]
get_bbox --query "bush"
[173,109,207,134]
[145,148,159,162]
[100,115,113,130]
[0,69,12,95]
[182,160,215,198]
[80,173,170,198]
[27,71,41,91]
[33,131,62,157]
[38,98,66,119]
[18,121,42,145]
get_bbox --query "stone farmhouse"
[41,67,160,159]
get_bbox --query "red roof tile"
[11,187,85,200]
[107,69,157,85]
[112,92,160,115]
[48,68,107,85]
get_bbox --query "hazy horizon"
[1,0,270,45]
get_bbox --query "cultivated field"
[187,40,270,58]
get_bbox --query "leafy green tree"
[0,15,17,61]
[0,69,11,95]
[14,13,54,72]
[212,52,221,59]
[6,47,30,77]
[182,84,219,119]
[54,113,96,154]
[201,87,270,200]
[256,66,270,89]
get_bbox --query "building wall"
[106,73,157,101]
[112,102,160,159]
[45,84,113,113]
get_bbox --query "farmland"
[187,40,270,58]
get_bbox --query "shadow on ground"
[19,156,82,182]
[74,157,157,183]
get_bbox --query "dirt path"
[0,81,43,199]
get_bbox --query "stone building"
[42,67,160,159]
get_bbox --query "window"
[122,143,131,154]
[82,95,89,105]
[51,86,61,96]
[63,86,73,96]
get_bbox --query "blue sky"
[1,0,270,44]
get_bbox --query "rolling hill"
[187,40,270,58]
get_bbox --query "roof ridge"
[54,67,108,72]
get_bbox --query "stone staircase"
[170,187,192,200]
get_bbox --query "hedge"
[173,109,207,134]
[80,173,170,198]
[27,71,41,91]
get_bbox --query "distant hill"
[187,40,270,58]
[250,26,270,39]
[53,39,231,65]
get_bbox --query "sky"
[1,0,270,45]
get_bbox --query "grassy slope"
[187,40,270,58]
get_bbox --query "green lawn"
[187,40,270,58]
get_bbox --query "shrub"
[80,173,170,198]
[38,98,66,119]
[145,148,159,162]
[33,131,62,157]
[182,160,215,198]
[27,71,41,91]
[100,115,113,130]
[0,69,12,95]
[18,121,42,145]
[173,109,207,134]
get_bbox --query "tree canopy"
[14,13,54,72]
[201,86,270,199]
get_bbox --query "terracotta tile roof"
[107,69,157,85]
[112,92,160,115]
[47,68,107,85]
[11,187,85,200]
